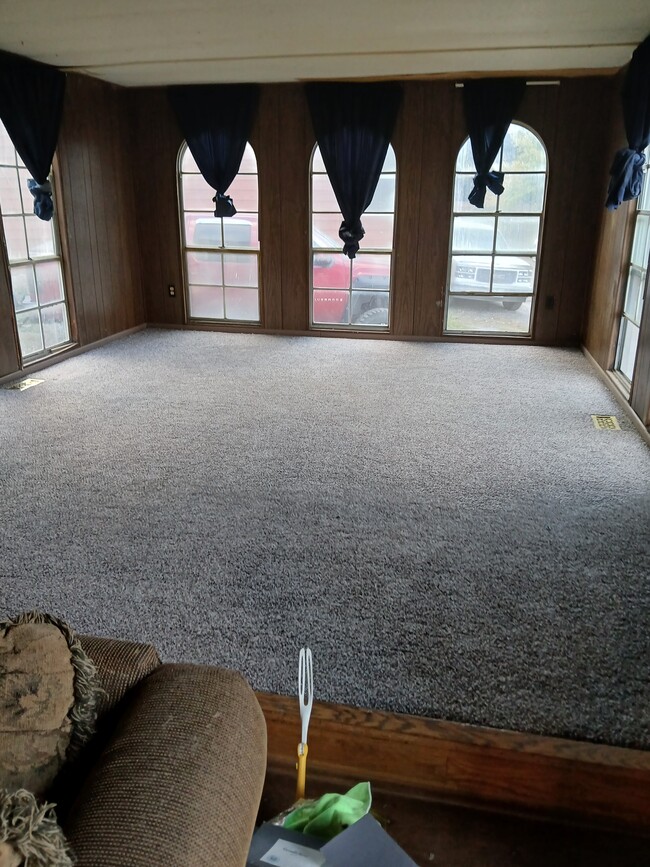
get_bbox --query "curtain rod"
[455,81,560,87]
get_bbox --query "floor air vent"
[3,378,44,391]
[591,414,620,430]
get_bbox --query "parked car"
[312,227,390,325]
[448,218,536,311]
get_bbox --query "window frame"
[177,141,261,326]
[443,121,548,339]
[309,143,397,332]
[0,127,74,365]
[612,145,650,392]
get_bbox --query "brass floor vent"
[591,414,620,430]
[3,378,44,391]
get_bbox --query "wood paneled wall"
[128,76,617,344]
[57,74,144,346]
[583,72,631,370]
[583,70,650,427]
[0,73,143,379]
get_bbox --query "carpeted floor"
[1,329,648,748]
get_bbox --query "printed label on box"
[259,839,326,867]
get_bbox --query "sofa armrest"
[78,635,161,722]
[62,663,267,867]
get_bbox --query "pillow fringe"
[0,788,75,866]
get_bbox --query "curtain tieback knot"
[606,148,647,209]
[339,219,365,259]
[469,170,505,208]
[27,178,54,222]
[213,192,237,218]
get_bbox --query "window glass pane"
[492,256,536,293]
[382,146,396,173]
[312,174,340,212]
[452,216,495,252]
[351,290,389,326]
[313,213,344,246]
[0,131,15,166]
[10,264,37,311]
[313,252,350,289]
[3,215,28,260]
[227,174,258,212]
[498,173,545,213]
[360,214,394,249]
[449,255,493,293]
[495,217,540,253]
[501,125,546,172]
[456,139,475,172]
[352,253,391,290]
[238,143,257,174]
[446,295,533,334]
[18,168,33,214]
[313,289,349,324]
[0,167,22,214]
[25,215,56,258]
[181,147,201,174]
[35,260,65,305]
[630,214,650,268]
[455,138,498,173]
[617,319,639,381]
[222,253,257,287]
[41,302,70,348]
[187,215,222,248]
[453,174,497,213]
[15,309,44,356]
[312,148,327,173]
[181,173,214,211]
[366,176,396,213]
[188,285,224,319]
[639,158,650,211]
[624,265,646,325]
[223,215,259,249]
[224,286,259,321]
[186,251,223,286]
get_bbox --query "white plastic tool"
[296,646,313,800]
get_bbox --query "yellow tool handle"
[296,743,308,801]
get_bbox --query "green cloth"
[283,782,372,841]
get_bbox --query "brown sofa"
[54,635,267,867]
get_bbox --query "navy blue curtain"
[606,35,650,210]
[462,78,526,208]
[0,51,65,221]
[306,82,402,258]
[168,84,259,217]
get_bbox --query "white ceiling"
[0,0,648,86]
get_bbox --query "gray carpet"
[1,329,648,748]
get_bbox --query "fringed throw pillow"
[0,789,74,867]
[0,612,102,798]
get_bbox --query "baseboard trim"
[257,693,650,830]
[0,324,147,387]
[581,346,650,446]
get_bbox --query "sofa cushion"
[63,664,267,867]
[0,612,101,797]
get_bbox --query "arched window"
[614,144,649,387]
[445,123,547,336]
[310,144,396,329]
[178,143,260,323]
[0,120,72,362]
